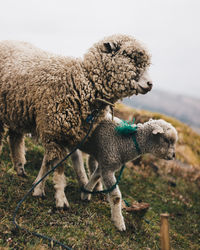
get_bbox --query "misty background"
[0,0,200,129]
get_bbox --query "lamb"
[78,119,178,231]
[0,34,153,208]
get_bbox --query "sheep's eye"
[122,50,133,59]
[133,55,138,63]
[164,138,170,144]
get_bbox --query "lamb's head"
[83,34,152,102]
[145,119,178,160]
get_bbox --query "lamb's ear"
[102,42,120,53]
[152,125,164,135]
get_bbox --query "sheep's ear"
[102,42,120,53]
[152,125,164,135]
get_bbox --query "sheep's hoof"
[81,192,91,201]
[95,182,103,191]
[33,188,45,197]
[16,168,27,177]
[56,203,70,211]
[56,197,70,209]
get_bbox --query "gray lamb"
[0,34,153,208]
[79,118,178,231]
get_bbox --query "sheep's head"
[83,34,152,102]
[147,119,178,160]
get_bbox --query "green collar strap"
[115,119,141,155]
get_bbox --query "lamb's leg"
[81,167,101,201]
[8,130,26,176]
[102,169,126,231]
[71,149,88,187]
[88,155,103,191]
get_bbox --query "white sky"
[0,0,200,98]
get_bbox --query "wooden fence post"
[160,213,170,250]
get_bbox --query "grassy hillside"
[0,104,200,249]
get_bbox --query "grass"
[0,106,200,249]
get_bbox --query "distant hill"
[123,89,200,132]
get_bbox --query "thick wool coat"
[0,35,151,158]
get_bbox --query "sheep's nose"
[173,152,176,158]
[147,81,153,90]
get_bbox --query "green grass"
[0,134,200,250]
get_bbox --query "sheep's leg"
[81,167,101,201]
[53,163,69,208]
[33,155,49,197]
[88,156,103,191]
[102,170,126,231]
[8,130,26,177]
[71,149,88,187]
[33,142,69,208]
[34,157,69,208]
[45,142,69,208]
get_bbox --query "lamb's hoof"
[112,218,126,231]
[81,192,91,201]
[115,222,126,231]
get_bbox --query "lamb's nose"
[173,152,176,158]
[147,81,153,90]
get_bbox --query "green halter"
[115,119,141,155]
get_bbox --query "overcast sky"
[0,0,200,99]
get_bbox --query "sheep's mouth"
[137,85,152,95]
[130,88,138,95]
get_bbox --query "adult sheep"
[0,34,152,207]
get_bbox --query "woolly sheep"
[0,35,152,208]
[79,119,178,231]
